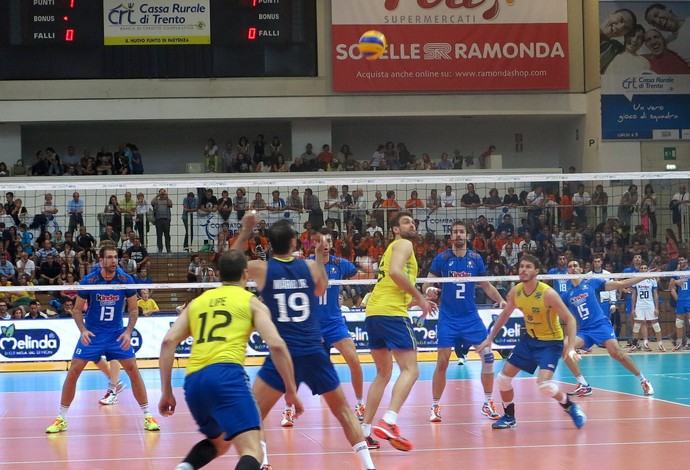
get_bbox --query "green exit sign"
[664,147,677,160]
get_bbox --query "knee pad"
[496,372,513,392]
[538,380,559,398]
[652,322,662,333]
[676,318,685,329]
[633,323,642,333]
[481,347,494,374]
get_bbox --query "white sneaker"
[641,380,654,396]
[429,405,442,423]
[280,408,294,427]
[99,390,118,405]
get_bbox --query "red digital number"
[70,0,76,7]
[247,27,257,40]
[65,29,74,42]
[252,0,258,6]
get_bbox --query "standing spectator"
[440,185,456,208]
[592,184,609,223]
[204,138,219,172]
[267,190,286,213]
[479,145,496,169]
[371,190,385,227]
[503,187,519,207]
[381,190,401,223]
[370,144,384,171]
[151,188,173,253]
[67,192,85,234]
[560,186,574,229]
[670,183,690,242]
[121,191,136,234]
[460,183,481,208]
[217,190,233,222]
[233,187,249,222]
[526,185,546,229]
[286,189,304,213]
[102,195,123,236]
[134,193,152,246]
[303,188,322,229]
[617,184,638,228]
[640,183,657,239]
[397,142,412,169]
[426,189,442,212]
[436,152,453,170]
[181,191,198,252]
[130,144,144,174]
[572,184,591,227]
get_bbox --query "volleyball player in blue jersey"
[279,228,368,430]
[232,214,375,470]
[561,259,654,397]
[670,255,690,350]
[547,254,570,296]
[422,220,506,422]
[46,245,160,433]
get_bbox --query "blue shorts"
[365,315,417,351]
[72,329,136,362]
[321,317,352,349]
[437,315,487,349]
[676,300,690,315]
[184,363,260,441]
[577,322,617,349]
[258,350,340,396]
[507,334,563,374]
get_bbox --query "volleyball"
[358,30,387,60]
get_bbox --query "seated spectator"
[496,214,514,237]
[119,251,137,276]
[38,254,62,285]
[441,185,456,208]
[0,300,10,320]
[0,252,16,283]
[59,298,75,318]
[187,254,201,282]
[126,237,149,271]
[195,259,217,283]
[61,272,79,304]
[137,289,160,316]
[76,226,96,253]
[134,267,154,294]
[24,300,48,319]
[436,152,453,170]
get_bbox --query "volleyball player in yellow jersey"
[362,211,436,451]
[478,254,586,430]
[158,249,303,470]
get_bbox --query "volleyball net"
[1,170,688,361]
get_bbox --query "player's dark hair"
[390,211,413,228]
[268,219,295,255]
[645,3,667,19]
[451,220,468,231]
[218,249,247,282]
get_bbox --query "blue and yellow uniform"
[258,257,339,395]
[430,248,488,348]
[366,239,418,350]
[73,267,137,361]
[507,282,564,373]
[308,254,357,348]
[184,285,261,440]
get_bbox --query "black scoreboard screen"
[0,0,317,80]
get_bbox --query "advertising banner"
[600,1,690,140]
[0,308,524,362]
[104,0,211,46]
[331,0,569,92]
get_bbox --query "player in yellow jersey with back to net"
[158,249,303,470]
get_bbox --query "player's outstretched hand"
[240,211,261,232]
[80,329,95,346]
[285,392,304,419]
[159,393,177,417]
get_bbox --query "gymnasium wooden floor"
[1,351,689,469]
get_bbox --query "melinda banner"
[600,1,690,140]
[331,0,569,92]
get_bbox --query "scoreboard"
[0,0,317,79]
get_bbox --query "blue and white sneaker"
[491,414,517,429]
[565,402,586,428]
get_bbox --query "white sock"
[261,440,268,466]
[382,410,398,425]
[484,393,492,403]
[140,403,150,415]
[353,441,375,470]
[175,463,193,470]
[59,404,69,418]
[575,374,589,386]
[361,423,371,437]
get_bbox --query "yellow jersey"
[514,281,563,341]
[366,239,418,318]
[186,285,255,375]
